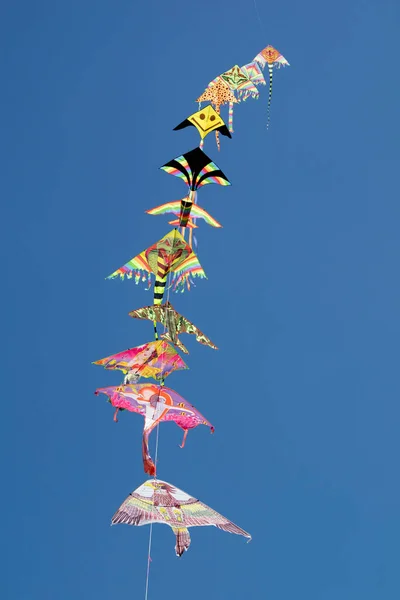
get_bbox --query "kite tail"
[153,274,167,305]
[153,321,159,340]
[142,434,156,476]
[113,408,120,423]
[228,101,234,133]
[172,527,191,557]
[267,65,273,129]
[199,138,204,150]
[179,198,193,227]
[215,130,221,151]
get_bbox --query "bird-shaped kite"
[128,301,218,354]
[253,45,289,128]
[107,229,206,303]
[196,79,237,150]
[92,340,188,383]
[95,385,214,475]
[111,479,251,556]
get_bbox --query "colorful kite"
[128,301,218,355]
[173,105,231,143]
[196,79,237,149]
[111,479,251,556]
[161,147,230,191]
[240,61,266,90]
[95,384,214,475]
[107,228,206,302]
[161,147,230,245]
[210,65,259,132]
[253,45,289,128]
[93,340,188,383]
[146,197,222,231]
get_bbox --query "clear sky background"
[2,0,400,598]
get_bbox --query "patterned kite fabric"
[111,480,251,556]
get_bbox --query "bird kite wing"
[175,314,218,350]
[128,302,218,353]
[112,479,251,556]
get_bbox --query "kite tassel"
[215,130,220,151]
[113,408,120,423]
[179,429,189,449]
[228,102,234,133]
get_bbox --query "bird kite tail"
[228,101,234,132]
[267,64,273,129]
[153,275,167,305]
[179,429,189,449]
[175,338,189,355]
[172,527,191,557]
[142,433,156,476]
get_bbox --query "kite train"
[94,38,289,593]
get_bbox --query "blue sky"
[2,0,400,598]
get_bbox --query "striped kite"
[107,229,206,302]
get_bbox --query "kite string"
[144,272,172,600]
[144,394,161,600]
[253,0,266,37]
